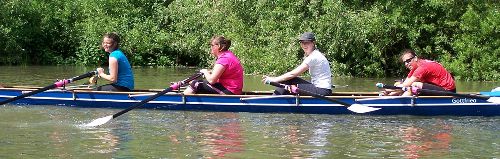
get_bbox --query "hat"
[299,32,315,41]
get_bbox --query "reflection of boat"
[0,87,499,116]
[399,122,453,159]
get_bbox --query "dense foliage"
[0,0,498,80]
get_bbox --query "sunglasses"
[403,56,415,64]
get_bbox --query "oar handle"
[376,83,407,90]
[70,71,98,82]
[54,71,97,87]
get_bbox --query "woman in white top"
[263,32,332,95]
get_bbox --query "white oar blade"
[347,104,381,113]
[487,97,500,104]
[85,115,113,127]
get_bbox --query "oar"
[265,81,381,113]
[0,71,97,105]
[375,83,500,104]
[85,72,203,127]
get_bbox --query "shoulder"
[308,50,327,61]
[110,49,124,56]
[218,51,239,60]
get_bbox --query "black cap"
[299,32,315,41]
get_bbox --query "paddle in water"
[85,72,204,127]
[0,71,97,105]
[265,81,381,113]
[376,83,500,104]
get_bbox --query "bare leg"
[402,82,423,96]
[183,86,195,95]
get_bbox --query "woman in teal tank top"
[94,32,134,91]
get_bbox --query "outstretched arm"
[265,63,309,83]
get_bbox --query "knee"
[411,82,423,89]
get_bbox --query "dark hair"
[211,36,231,51]
[103,32,121,48]
[400,49,417,60]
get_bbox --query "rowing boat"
[1,86,499,116]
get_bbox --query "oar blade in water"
[85,115,113,127]
[347,104,381,113]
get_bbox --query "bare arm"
[202,64,226,84]
[401,76,418,87]
[266,63,309,82]
[98,57,118,83]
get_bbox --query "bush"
[0,0,498,80]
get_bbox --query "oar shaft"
[111,72,203,119]
[0,84,57,105]
[0,71,97,105]
[69,71,98,82]
[418,89,489,100]
[267,81,351,107]
[267,81,381,113]
[112,87,174,118]
[376,83,490,100]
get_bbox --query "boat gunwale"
[0,87,487,99]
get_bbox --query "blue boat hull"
[1,88,499,116]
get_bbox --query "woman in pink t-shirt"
[183,36,244,95]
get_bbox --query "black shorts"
[189,79,234,95]
[95,84,131,92]
[273,77,332,96]
[419,83,456,95]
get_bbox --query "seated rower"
[389,49,456,96]
[94,32,135,92]
[183,36,244,95]
[262,32,332,96]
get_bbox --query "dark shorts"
[419,83,456,95]
[189,79,234,95]
[95,84,131,92]
[273,77,332,96]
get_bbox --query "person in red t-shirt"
[393,49,456,96]
[183,36,244,95]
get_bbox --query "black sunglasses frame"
[403,56,415,64]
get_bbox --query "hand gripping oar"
[0,71,97,105]
[375,83,500,104]
[85,72,203,127]
[266,81,381,113]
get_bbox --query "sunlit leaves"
[0,0,498,80]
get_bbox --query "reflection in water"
[1,105,498,158]
[398,121,452,159]
[199,113,244,158]
[308,122,332,157]
[285,122,332,158]
[84,129,120,154]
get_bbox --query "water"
[1,66,498,92]
[0,66,499,158]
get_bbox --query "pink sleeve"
[216,56,229,67]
